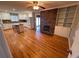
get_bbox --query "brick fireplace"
[40,9,57,35]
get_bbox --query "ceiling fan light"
[33,6,39,10]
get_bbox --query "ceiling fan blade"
[26,6,32,9]
[38,5,45,9]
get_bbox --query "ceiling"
[0,1,79,11]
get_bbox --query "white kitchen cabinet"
[19,13,28,19]
[1,13,10,20]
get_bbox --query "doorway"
[36,15,40,32]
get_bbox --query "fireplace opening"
[44,25,50,32]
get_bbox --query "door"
[36,15,40,31]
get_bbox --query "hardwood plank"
[3,28,69,58]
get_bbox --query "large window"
[56,6,76,27]
[10,13,19,22]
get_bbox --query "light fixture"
[33,1,39,10]
[33,5,39,10]
[27,1,45,10]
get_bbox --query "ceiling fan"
[27,1,45,10]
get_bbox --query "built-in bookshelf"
[56,6,76,27]
[56,8,67,26]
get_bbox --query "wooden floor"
[3,28,69,58]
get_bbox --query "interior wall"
[54,26,70,38]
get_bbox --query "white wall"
[54,26,70,38]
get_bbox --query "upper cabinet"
[19,13,28,20]
[1,12,10,20]
[18,11,33,20]
[28,13,32,17]
[0,11,33,20]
